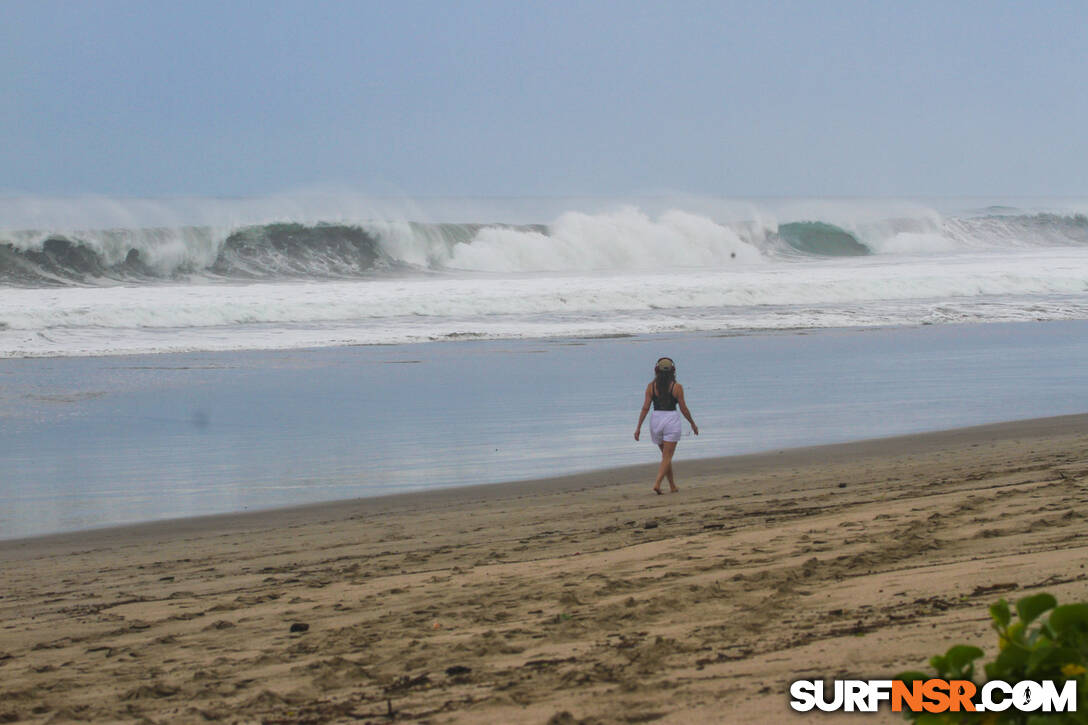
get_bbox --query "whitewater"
[1,196,1086,358]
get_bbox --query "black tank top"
[652,382,678,411]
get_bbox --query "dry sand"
[2,414,1086,724]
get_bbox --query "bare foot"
[653,488,663,495]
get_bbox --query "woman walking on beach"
[634,357,699,494]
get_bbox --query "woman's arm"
[675,383,699,435]
[634,383,652,440]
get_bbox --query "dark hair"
[654,367,676,398]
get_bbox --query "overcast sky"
[2,0,1085,198]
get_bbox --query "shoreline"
[2,412,1086,723]
[5,320,1087,542]
[1,317,1083,362]
[3,412,1084,556]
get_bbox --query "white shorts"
[650,410,682,445]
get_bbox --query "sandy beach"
[2,414,1086,724]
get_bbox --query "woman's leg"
[665,448,677,492]
[656,443,678,491]
[654,441,678,493]
[654,444,664,493]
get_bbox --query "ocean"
[2,196,1087,357]
[1,196,1086,538]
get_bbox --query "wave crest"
[447,208,762,272]
[2,205,1087,286]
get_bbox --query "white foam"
[4,196,1088,281]
[2,247,1086,358]
[866,232,960,255]
[446,208,763,272]
[3,195,1088,357]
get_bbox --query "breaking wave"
[2,200,1087,286]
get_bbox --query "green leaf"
[1049,603,1088,637]
[989,644,1029,679]
[1007,621,1026,645]
[943,645,985,678]
[1016,593,1057,626]
[1027,644,1080,674]
[990,598,1012,628]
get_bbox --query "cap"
[655,357,675,372]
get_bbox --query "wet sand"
[2,414,1086,723]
